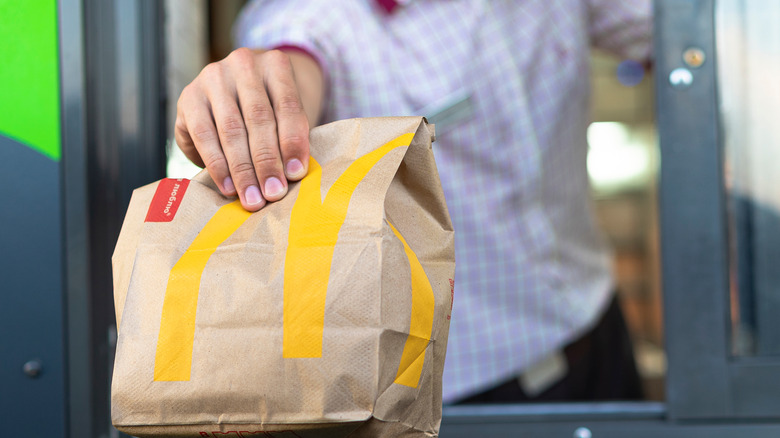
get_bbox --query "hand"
[175,48,323,211]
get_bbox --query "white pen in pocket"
[420,89,474,133]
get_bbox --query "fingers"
[175,48,315,212]
[233,50,287,203]
[262,50,310,182]
[208,77,268,212]
[174,110,205,168]
[176,86,234,197]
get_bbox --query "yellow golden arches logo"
[154,132,435,388]
[282,133,413,358]
[154,201,252,381]
[388,221,436,388]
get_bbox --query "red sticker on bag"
[145,178,190,222]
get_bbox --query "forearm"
[282,50,324,127]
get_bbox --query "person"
[175,0,651,404]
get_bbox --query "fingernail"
[222,177,235,193]
[264,177,284,197]
[245,185,264,205]
[286,159,305,178]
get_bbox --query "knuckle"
[251,148,281,171]
[174,116,187,134]
[264,49,291,66]
[230,161,257,179]
[201,62,223,80]
[275,95,304,114]
[228,47,255,68]
[220,116,247,141]
[190,123,218,143]
[279,134,307,151]
[244,102,276,126]
[231,47,253,59]
[201,150,227,170]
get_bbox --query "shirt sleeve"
[587,0,653,62]
[232,0,342,83]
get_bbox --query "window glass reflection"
[717,0,780,356]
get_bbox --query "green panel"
[0,0,61,161]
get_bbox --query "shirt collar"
[375,0,412,14]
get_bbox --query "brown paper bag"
[111,117,455,438]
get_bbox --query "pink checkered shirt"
[235,0,652,403]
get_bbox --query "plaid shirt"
[235,0,652,403]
